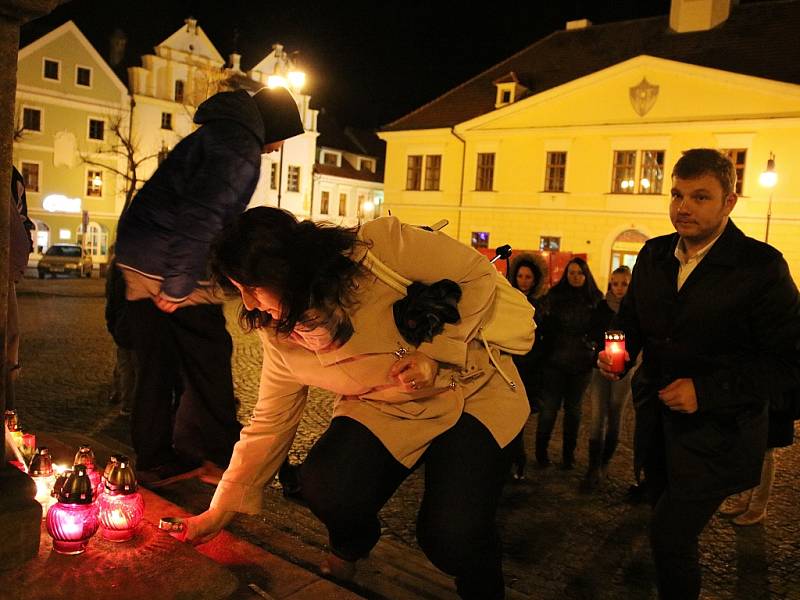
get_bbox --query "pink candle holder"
[73,445,102,498]
[98,456,144,542]
[46,464,99,555]
[604,330,626,374]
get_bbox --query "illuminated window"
[339,193,347,216]
[86,170,103,197]
[611,151,637,193]
[539,236,561,251]
[639,150,664,194]
[160,112,173,130]
[320,191,330,214]
[476,153,495,191]
[406,155,422,190]
[544,152,567,192]
[21,162,40,192]
[43,59,60,81]
[287,166,300,192]
[174,80,185,102]
[471,231,489,249]
[76,66,92,87]
[270,163,278,190]
[23,108,42,132]
[424,155,441,191]
[59,229,71,240]
[722,149,746,195]
[88,119,105,141]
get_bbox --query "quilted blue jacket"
[115,90,267,300]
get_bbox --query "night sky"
[22,0,770,130]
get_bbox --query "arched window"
[32,219,50,254]
[77,221,108,259]
[610,229,648,272]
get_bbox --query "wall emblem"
[629,77,659,117]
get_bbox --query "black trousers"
[300,414,514,600]
[646,454,725,600]
[126,300,241,469]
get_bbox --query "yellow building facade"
[379,10,800,289]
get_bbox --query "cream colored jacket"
[211,217,530,514]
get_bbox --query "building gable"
[155,18,224,66]
[461,56,800,132]
[17,20,128,104]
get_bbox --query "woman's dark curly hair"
[209,207,368,342]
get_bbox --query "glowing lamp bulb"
[604,330,626,374]
[267,74,287,89]
[46,464,99,555]
[98,456,144,542]
[287,70,305,91]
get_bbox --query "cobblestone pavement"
[12,278,800,599]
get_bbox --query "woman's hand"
[182,507,236,545]
[389,350,439,392]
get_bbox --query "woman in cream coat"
[185,207,529,600]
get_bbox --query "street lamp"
[266,44,306,94]
[759,152,777,243]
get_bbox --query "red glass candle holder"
[98,456,144,542]
[74,445,102,498]
[45,465,99,555]
[604,330,626,374]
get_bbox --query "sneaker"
[278,461,303,499]
[137,460,203,489]
[719,492,751,517]
[733,508,766,526]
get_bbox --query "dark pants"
[300,414,514,600]
[126,300,241,469]
[647,454,725,600]
[536,366,591,457]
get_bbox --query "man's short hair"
[672,149,736,198]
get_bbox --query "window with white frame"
[475,152,495,191]
[88,119,105,141]
[722,149,746,195]
[406,155,422,190]
[76,66,92,87]
[611,150,664,194]
[287,166,300,192]
[43,58,60,81]
[22,107,42,132]
[359,158,375,172]
[270,163,278,190]
[86,170,103,197]
[320,191,330,214]
[338,192,347,216]
[544,151,567,192]
[21,162,40,192]
[424,155,441,191]
[161,112,173,130]
[539,236,561,251]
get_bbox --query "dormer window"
[493,72,528,109]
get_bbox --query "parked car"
[37,244,92,278]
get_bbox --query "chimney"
[669,0,732,33]
[229,53,241,72]
[566,18,592,30]
[185,17,198,34]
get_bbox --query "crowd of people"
[30,83,794,600]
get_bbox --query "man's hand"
[597,350,630,381]
[658,378,698,414]
[153,294,182,313]
[389,351,439,392]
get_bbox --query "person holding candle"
[183,207,530,600]
[581,265,633,492]
[534,257,602,469]
[598,149,800,600]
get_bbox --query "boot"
[535,434,551,468]
[580,440,603,492]
[734,449,776,526]
[719,491,752,517]
[599,435,619,479]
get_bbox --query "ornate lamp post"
[759,152,777,243]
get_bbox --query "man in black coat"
[115,86,304,487]
[599,148,800,600]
